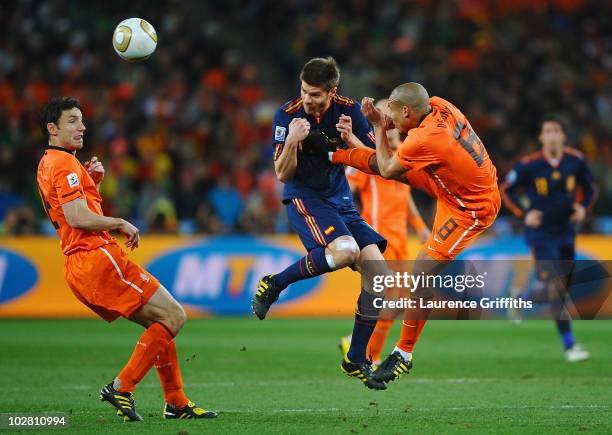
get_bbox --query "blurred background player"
[36,97,217,421]
[339,99,431,366]
[251,57,390,390]
[331,83,501,385]
[501,115,598,362]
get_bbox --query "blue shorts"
[286,196,387,253]
[530,243,575,261]
[530,243,575,285]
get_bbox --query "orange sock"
[366,319,394,362]
[397,319,427,353]
[117,322,174,393]
[331,148,376,174]
[155,340,189,408]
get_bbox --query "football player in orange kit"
[339,99,431,365]
[330,83,500,384]
[36,97,216,421]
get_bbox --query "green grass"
[0,318,611,434]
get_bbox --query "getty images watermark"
[371,270,532,310]
[359,260,612,320]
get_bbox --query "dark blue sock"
[556,320,575,349]
[347,289,380,363]
[272,246,331,290]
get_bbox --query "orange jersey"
[347,168,427,260]
[37,147,115,255]
[396,96,500,218]
[347,168,410,240]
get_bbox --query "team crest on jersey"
[140,273,150,283]
[66,173,79,188]
[275,126,286,141]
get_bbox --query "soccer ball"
[112,18,158,61]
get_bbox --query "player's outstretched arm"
[62,198,140,249]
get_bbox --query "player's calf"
[252,237,358,320]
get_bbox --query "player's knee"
[330,237,360,268]
[163,303,186,335]
[174,304,187,332]
[342,245,361,267]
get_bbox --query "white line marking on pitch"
[219,404,611,413]
[46,377,612,391]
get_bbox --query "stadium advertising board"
[0,248,38,304]
[0,235,610,318]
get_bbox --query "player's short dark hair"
[39,97,82,142]
[540,114,567,133]
[300,56,340,91]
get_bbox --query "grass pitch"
[0,318,611,434]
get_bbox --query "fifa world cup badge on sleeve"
[275,126,286,141]
[67,173,79,187]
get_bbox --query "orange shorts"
[423,200,497,261]
[64,243,160,322]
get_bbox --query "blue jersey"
[272,94,375,203]
[501,148,597,246]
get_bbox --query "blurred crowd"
[0,0,611,236]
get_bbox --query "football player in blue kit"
[501,115,598,362]
[251,57,389,389]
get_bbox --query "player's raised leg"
[252,197,360,320]
[251,238,337,320]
